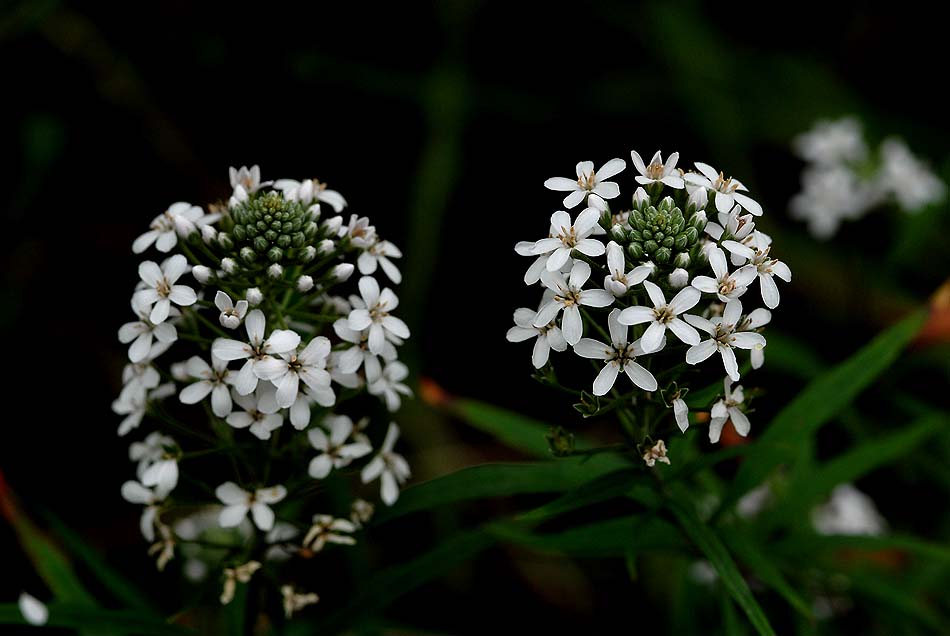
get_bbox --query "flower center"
[653,305,675,324]
[646,161,665,179]
[156,279,171,297]
[555,289,582,307]
[713,172,739,194]
[576,170,597,191]
[558,225,578,247]
[718,277,737,296]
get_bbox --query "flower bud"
[690,210,707,232]
[217,232,234,251]
[655,246,672,264]
[307,203,321,220]
[221,257,237,274]
[301,245,317,262]
[632,187,650,209]
[673,252,691,268]
[609,224,627,242]
[689,186,708,210]
[170,361,189,382]
[317,239,335,255]
[239,247,257,263]
[332,263,355,282]
[246,287,263,306]
[668,268,689,289]
[192,265,212,284]
[201,225,217,244]
[322,215,343,234]
[267,263,284,279]
[297,275,314,292]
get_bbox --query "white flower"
[790,164,876,239]
[531,207,606,272]
[368,361,412,411]
[132,202,214,254]
[748,248,791,310]
[328,351,363,389]
[685,162,762,216]
[341,214,376,247]
[690,246,756,303]
[287,385,336,430]
[229,165,267,194]
[220,561,262,605]
[704,206,755,249]
[18,593,48,626]
[216,482,287,531]
[227,386,283,440]
[358,239,403,284]
[642,440,670,467]
[792,117,867,165]
[273,178,346,211]
[133,255,197,324]
[515,240,548,285]
[113,384,175,436]
[672,396,689,433]
[739,307,772,369]
[308,415,373,479]
[346,277,410,355]
[685,299,765,381]
[603,241,653,296]
[350,499,375,527]
[212,309,301,395]
[361,423,410,505]
[617,280,701,353]
[333,318,395,383]
[282,585,320,618]
[215,291,248,329]
[631,150,685,189]
[141,452,179,494]
[811,484,887,536]
[255,337,332,409]
[118,295,178,362]
[118,354,163,404]
[709,378,750,443]
[129,431,175,477]
[506,303,568,369]
[534,260,614,346]
[303,515,357,552]
[877,137,946,211]
[573,309,658,395]
[544,159,625,209]
[121,480,169,541]
[179,354,235,417]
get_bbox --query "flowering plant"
[113,166,411,618]
[509,151,791,462]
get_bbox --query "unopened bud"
[632,187,650,208]
[221,257,237,274]
[200,225,217,244]
[192,265,212,284]
[297,275,314,292]
[668,268,689,289]
[332,263,355,282]
[317,239,335,255]
[610,224,627,242]
[246,287,263,306]
[673,252,691,268]
[267,263,284,279]
[689,186,708,210]
[322,215,343,234]
[170,361,189,382]
[301,245,317,262]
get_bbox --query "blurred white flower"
[216,483,287,531]
[18,593,48,626]
[308,415,373,479]
[812,484,887,536]
[709,378,750,443]
[361,423,410,505]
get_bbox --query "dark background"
[2,2,949,633]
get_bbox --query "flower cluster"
[790,116,946,238]
[509,151,791,461]
[114,165,411,618]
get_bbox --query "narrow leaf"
[724,534,812,619]
[0,603,193,635]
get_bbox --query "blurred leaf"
[516,468,642,522]
[722,308,927,512]
[375,462,632,524]
[312,528,495,634]
[723,535,812,619]
[39,507,158,613]
[666,497,776,636]
[764,413,946,530]
[0,603,193,634]
[776,533,950,564]
[489,514,687,557]
[224,582,246,636]
[849,573,946,631]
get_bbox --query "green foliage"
[0,603,194,635]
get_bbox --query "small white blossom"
[811,484,887,536]
[642,440,670,467]
[267,263,284,278]
[793,117,867,165]
[227,386,283,440]
[132,202,215,254]
[631,150,685,189]
[215,291,248,329]
[709,378,750,443]
[212,309,301,395]
[333,318,396,383]
[18,593,48,626]
[790,164,877,239]
[303,515,357,552]
[256,337,333,409]
[531,207,606,271]
[273,178,347,211]
[216,483,287,531]
[121,480,169,541]
[506,302,568,369]
[573,309,658,395]
[603,241,653,296]
[358,239,403,283]
[690,246,756,303]
[361,423,411,505]
[119,295,178,363]
[685,299,765,381]
[672,396,689,433]
[134,255,197,324]
[739,308,772,369]
[617,280,701,353]
[685,162,762,216]
[347,277,410,355]
[368,361,412,411]
[282,585,319,618]
[308,415,373,479]
[534,260,614,346]
[220,561,262,605]
[229,165,267,195]
[877,137,946,211]
[113,384,175,436]
[544,158,626,209]
[179,354,235,417]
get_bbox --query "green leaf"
[0,603,193,635]
[489,514,687,557]
[39,507,158,613]
[448,398,560,458]
[666,497,776,636]
[374,462,631,525]
[312,528,495,634]
[516,468,642,522]
[764,413,946,530]
[775,532,950,564]
[723,535,812,619]
[849,573,945,631]
[722,308,927,512]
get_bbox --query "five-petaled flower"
[534,260,614,346]
[544,159,626,209]
[573,309,658,395]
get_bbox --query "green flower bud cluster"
[615,194,706,273]
[216,192,320,266]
